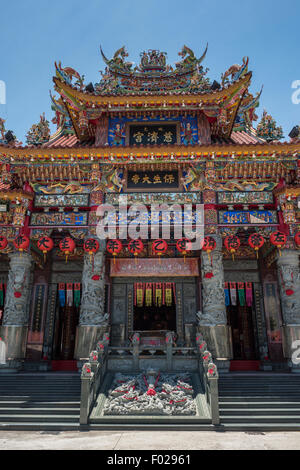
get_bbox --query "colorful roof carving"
[256,110,284,142]
[52,46,259,142]
[26,113,51,146]
[0,118,21,147]
[233,87,263,132]
[97,44,210,94]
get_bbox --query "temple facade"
[0,44,299,373]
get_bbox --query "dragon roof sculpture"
[96,44,210,94]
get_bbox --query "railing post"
[131,332,140,371]
[207,364,220,425]
[80,363,93,425]
[89,350,99,375]
[195,330,220,425]
[165,332,173,370]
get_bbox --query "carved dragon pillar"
[74,240,108,359]
[276,249,300,371]
[199,235,233,368]
[0,252,33,362]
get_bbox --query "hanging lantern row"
[0,231,298,263]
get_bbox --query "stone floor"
[1,430,300,450]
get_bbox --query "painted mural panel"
[218,191,273,204]
[219,210,277,225]
[34,194,89,207]
[105,192,201,205]
[30,212,88,226]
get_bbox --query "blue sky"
[0,0,299,143]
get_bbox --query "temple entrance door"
[227,305,258,360]
[133,303,177,333]
[52,304,79,360]
[132,282,177,342]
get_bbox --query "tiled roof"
[42,130,263,149]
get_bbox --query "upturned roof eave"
[52,72,252,106]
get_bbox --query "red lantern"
[176,238,192,262]
[13,234,30,253]
[224,235,240,260]
[59,237,76,262]
[84,238,99,254]
[270,231,287,256]
[84,238,99,264]
[294,232,300,248]
[202,236,216,253]
[37,236,54,261]
[106,239,122,264]
[152,239,168,263]
[248,233,265,258]
[202,236,216,264]
[128,239,144,263]
[0,236,8,250]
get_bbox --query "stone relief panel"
[79,248,107,326]
[3,253,33,326]
[183,298,197,323]
[112,284,127,298]
[277,250,300,324]
[200,245,227,326]
[111,296,127,324]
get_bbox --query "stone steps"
[218,374,300,430]
[1,372,300,431]
[0,373,81,431]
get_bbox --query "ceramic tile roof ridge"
[53,72,250,98]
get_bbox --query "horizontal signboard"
[127,170,179,190]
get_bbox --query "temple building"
[0,44,299,374]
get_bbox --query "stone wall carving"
[277,250,300,324]
[2,253,32,326]
[79,241,108,326]
[200,236,227,325]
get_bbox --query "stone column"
[198,235,233,368]
[0,252,33,361]
[276,249,300,371]
[74,241,108,359]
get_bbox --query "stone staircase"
[0,373,81,431]
[1,372,300,431]
[219,373,300,431]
